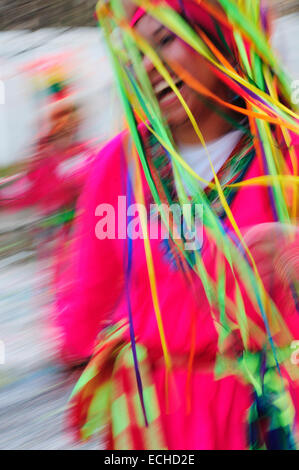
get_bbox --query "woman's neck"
[172,105,234,147]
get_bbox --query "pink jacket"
[55,129,299,449]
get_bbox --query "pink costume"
[55,126,299,450]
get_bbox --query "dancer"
[58,0,299,450]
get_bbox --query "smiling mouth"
[154,78,184,104]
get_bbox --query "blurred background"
[0,0,298,450]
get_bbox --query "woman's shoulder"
[94,130,128,167]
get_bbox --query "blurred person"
[0,95,98,259]
[56,0,299,450]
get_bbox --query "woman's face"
[129,10,226,130]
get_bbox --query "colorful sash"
[68,321,167,450]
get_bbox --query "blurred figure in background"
[59,0,299,451]
[0,65,97,256]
